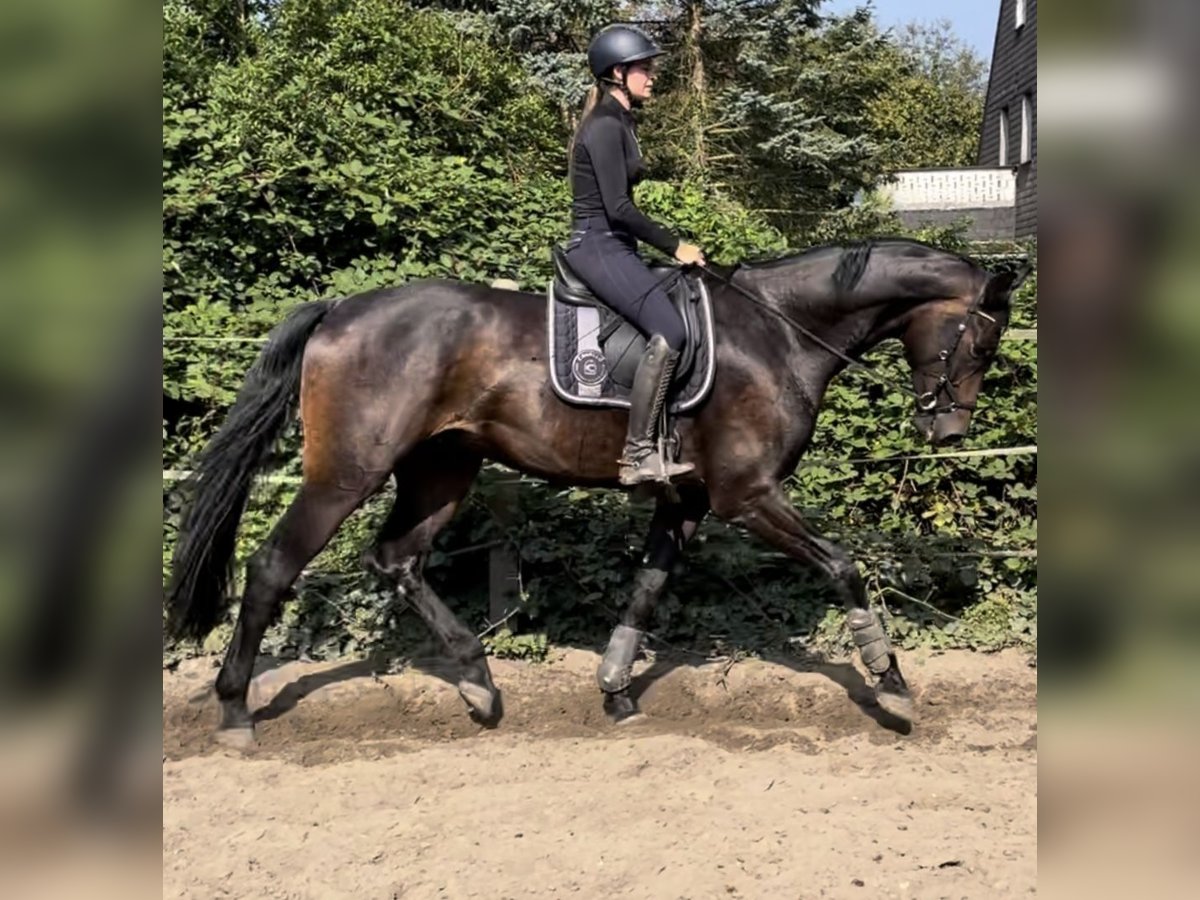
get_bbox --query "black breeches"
[563,228,686,352]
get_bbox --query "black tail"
[166,300,334,640]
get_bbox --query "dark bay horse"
[167,238,1028,743]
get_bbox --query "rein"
[697,264,983,416]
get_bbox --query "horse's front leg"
[598,485,709,722]
[732,485,915,724]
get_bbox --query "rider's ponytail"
[568,84,604,174]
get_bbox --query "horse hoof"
[458,680,501,726]
[876,687,916,724]
[215,727,257,751]
[603,691,642,724]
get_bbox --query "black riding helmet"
[587,25,665,81]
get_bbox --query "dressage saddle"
[549,246,702,389]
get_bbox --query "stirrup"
[657,400,694,481]
[659,458,695,479]
[617,445,693,486]
[618,442,666,485]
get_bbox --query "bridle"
[910,291,999,415]
[696,265,996,418]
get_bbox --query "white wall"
[880,168,1016,211]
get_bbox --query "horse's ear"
[1008,262,1033,291]
[982,263,1032,308]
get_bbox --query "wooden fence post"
[479,281,525,636]
[486,476,522,632]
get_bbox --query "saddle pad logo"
[572,349,607,386]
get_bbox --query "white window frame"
[1020,94,1032,164]
[1015,0,1027,30]
[999,107,1010,166]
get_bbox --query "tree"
[401,3,983,241]
[406,0,622,128]
[895,19,988,96]
[630,3,898,238]
[867,19,988,169]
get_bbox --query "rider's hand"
[674,242,707,267]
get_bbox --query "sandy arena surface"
[163,647,1037,899]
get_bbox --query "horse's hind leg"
[365,439,500,723]
[214,481,377,744]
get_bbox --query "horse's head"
[903,265,1030,446]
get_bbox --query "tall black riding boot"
[618,335,695,485]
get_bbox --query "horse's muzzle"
[930,409,972,446]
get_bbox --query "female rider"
[564,25,707,485]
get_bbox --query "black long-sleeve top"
[569,91,680,256]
